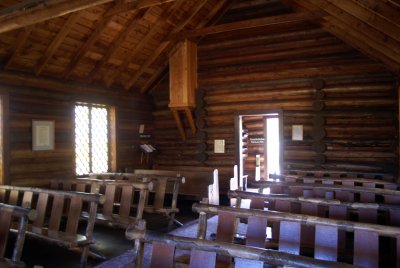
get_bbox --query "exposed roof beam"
[62,2,125,79]
[3,26,33,69]
[283,0,400,72]
[87,9,147,82]
[0,0,115,34]
[0,0,174,35]
[35,12,80,75]
[104,0,181,87]
[124,0,209,90]
[139,0,236,93]
[174,11,319,39]
[0,70,137,97]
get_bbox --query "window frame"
[74,102,114,177]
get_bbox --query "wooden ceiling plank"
[87,9,148,82]
[328,0,400,43]
[353,0,400,27]
[285,0,400,72]
[104,0,182,87]
[139,0,235,93]
[306,0,400,62]
[323,19,400,72]
[125,0,209,90]
[180,11,318,38]
[105,0,176,17]
[62,1,131,79]
[3,26,33,69]
[35,12,80,76]
[0,0,115,34]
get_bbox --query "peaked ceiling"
[0,0,398,95]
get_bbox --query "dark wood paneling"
[151,19,398,193]
[0,84,152,186]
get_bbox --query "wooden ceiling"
[0,0,398,95]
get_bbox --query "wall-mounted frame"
[32,120,54,151]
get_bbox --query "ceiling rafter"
[104,0,176,17]
[3,26,34,69]
[139,0,236,93]
[62,0,178,79]
[62,1,127,79]
[327,0,400,43]
[35,12,80,76]
[87,9,148,82]
[307,0,400,60]
[353,0,400,26]
[124,0,209,90]
[0,0,115,34]
[284,0,400,73]
[174,11,319,39]
[104,0,182,87]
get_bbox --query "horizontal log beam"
[0,0,115,34]
[0,0,177,35]
[178,12,320,38]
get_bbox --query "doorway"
[235,111,282,187]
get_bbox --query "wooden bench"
[0,185,104,267]
[250,180,400,205]
[50,178,153,229]
[281,169,394,181]
[88,172,184,228]
[133,169,219,205]
[193,203,400,267]
[0,203,36,267]
[272,174,399,190]
[125,219,354,268]
[228,190,400,226]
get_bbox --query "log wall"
[0,76,152,186]
[151,20,398,192]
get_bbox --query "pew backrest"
[193,203,400,268]
[50,178,153,228]
[0,185,103,267]
[126,220,355,268]
[251,181,400,205]
[134,169,219,205]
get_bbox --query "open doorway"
[235,111,283,188]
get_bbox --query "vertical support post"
[398,82,400,183]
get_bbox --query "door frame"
[0,91,10,185]
[234,109,284,183]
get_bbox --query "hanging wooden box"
[169,39,197,109]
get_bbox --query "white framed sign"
[214,139,225,153]
[292,125,303,141]
[32,120,55,151]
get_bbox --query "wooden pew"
[89,172,184,228]
[282,169,394,181]
[50,178,153,228]
[125,219,354,268]
[133,169,219,205]
[0,203,36,267]
[228,190,400,226]
[192,203,400,267]
[250,180,400,205]
[0,185,104,267]
[271,174,399,190]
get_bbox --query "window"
[74,103,111,176]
